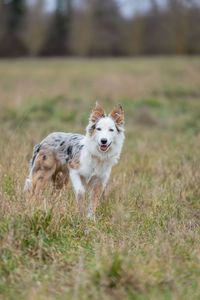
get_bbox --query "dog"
[24,102,125,220]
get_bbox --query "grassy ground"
[0,57,200,300]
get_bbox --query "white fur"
[24,178,31,192]
[69,169,85,201]
[70,116,125,219]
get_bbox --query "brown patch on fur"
[90,183,104,214]
[30,156,70,202]
[28,147,82,200]
[29,150,62,198]
[52,168,69,191]
[110,104,124,126]
[33,150,58,172]
[89,127,96,138]
[68,156,80,169]
[90,102,105,123]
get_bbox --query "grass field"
[0,57,200,300]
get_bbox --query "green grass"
[0,57,200,300]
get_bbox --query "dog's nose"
[101,138,107,144]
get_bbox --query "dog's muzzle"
[99,142,111,152]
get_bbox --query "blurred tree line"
[0,0,200,57]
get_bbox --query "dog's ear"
[110,104,124,126]
[90,102,105,123]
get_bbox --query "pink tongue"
[100,145,108,151]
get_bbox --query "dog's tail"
[24,143,41,192]
[24,178,32,192]
[30,143,41,169]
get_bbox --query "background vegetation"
[0,57,200,299]
[0,0,200,57]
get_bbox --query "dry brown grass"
[0,57,200,300]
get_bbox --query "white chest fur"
[79,150,113,184]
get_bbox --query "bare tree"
[0,0,28,57]
[23,0,48,55]
[39,0,73,56]
[187,2,200,53]
[88,0,125,56]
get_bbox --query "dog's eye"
[109,129,114,132]
[97,128,101,131]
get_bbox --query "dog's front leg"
[87,183,104,221]
[69,169,85,205]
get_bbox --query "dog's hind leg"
[30,171,50,198]
[28,151,57,200]
[51,169,69,197]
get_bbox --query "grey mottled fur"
[30,132,84,172]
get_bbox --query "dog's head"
[86,102,124,153]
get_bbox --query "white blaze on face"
[94,117,118,152]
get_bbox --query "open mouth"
[99,143,111,152]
